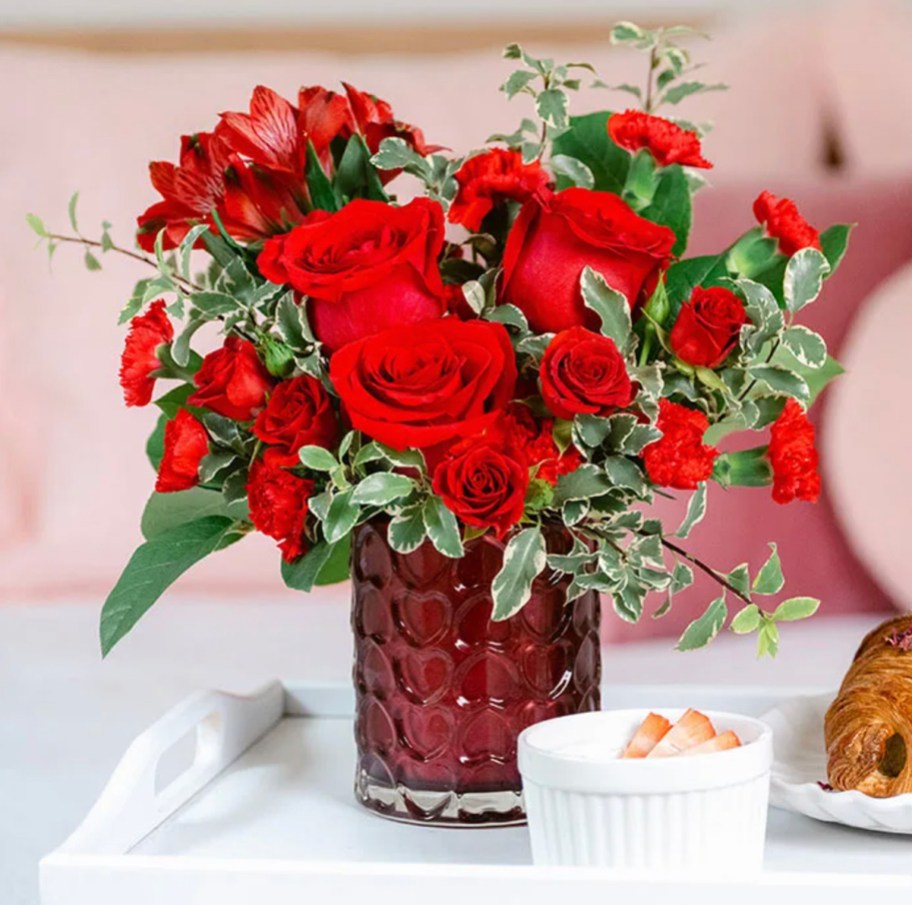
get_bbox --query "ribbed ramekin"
[518,708,772,873]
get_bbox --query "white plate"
[763,692,912,834]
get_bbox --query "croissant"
[825,615,912,796]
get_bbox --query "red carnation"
[188,337,273,421]
[119,300,174,407]
[669,286,748,369]
[753,191,821,257]
[767,399,820,504]
[500,187,675,335]
[155,409,209,493]
[448,149,550,232]
[642,399,718,490]
[258,198,446,352]
[329,317,516,453]
[608,110,712,169]
[540,326,634,420]
[246,459,314,562]
[499,403,583,485]
[432,437,529,539]
[253,375,338,467]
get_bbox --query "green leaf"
[580,266,631,348]
[275,291,313,351]
[491,527,547,621]
[726,563,751,598]
[819,224,853,274]
[748,364,810,407]
[83,250,102,271]
[753,543,784,595]
[334,134,389,203]
[783,248,830,313]
[549,154,595,189]
[388,504,429,554]
[660,81,727,106]
[100,517,244,655]
[781,325,827,369]
[726,228,778,279]
[554,463,614,504]
[536,89,569,130]
[486,303,530,334]
[298,446,339,472]
[664,254,728,311]
[502,69,538,98]
[146,414,167,471]
[676,594,728,651]
[676,482,707,539]
[604,455,646,493]
[731,603,762,634]
[770,348,844,405]
[140,488,246,540]
[610,21,649,45]
[671,562,694,594]
[757,618,780,658]
[323,489,360,544]
[640,163,691,256]
[67,191,80,232]
[352,473,415,506]
[26,212,48,237]
[422,496,464,558]
[772,596,820,622]
[551,111,630,194]
[305,142,340,212]
[281,538,349,592]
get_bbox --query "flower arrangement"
[30,22,850,659]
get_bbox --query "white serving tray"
[40,682,912,905]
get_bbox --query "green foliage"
[551,111,630,194]
[677,594,727,651]
[639,163,691,256]
[100,517,245,656]
[580,266,631,348]
[491,527,547,621]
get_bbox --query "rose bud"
[540,326,635,420]
[500,188,675,334]
[188,337,274,422]
[669,286,748,369]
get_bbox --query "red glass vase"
[351,518,601,826]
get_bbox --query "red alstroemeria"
[136,132,230,252]
[297,85,357,161]
[448,148,551,232]
[767,399,821,504]
[608,110,712,169]
[119,300,173,407]
[216,85,307,176]
[155,409,210,493]
[642,399,718,490]
[343,82,437,157]
[753,191,821,257]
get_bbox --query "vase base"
[355,769,526,827]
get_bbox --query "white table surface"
[0,590,884,905]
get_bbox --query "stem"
[644,44,658,113]
[737,338,781,403]
[45,232,202,292]
[660,536,752,606]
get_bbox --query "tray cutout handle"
[57,681,285,856]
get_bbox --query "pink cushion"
[0,24,868,619]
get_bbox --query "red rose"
[448,149,551,232]
[500,188,676,334]
[329,318,516,452]
[498,402,583,485]
[753,191,821,257]
[669,286,748,368]
[608,110,712,169]
[246,459,314,562]
[119,300,173,407]
[258,198,447,352]
[253,375,339,467]
[540,326,634,420]
[432,437,529,538]
[188,337,273,421]
[642,399,718,490]
[767,399,820,504]
[155,409,209,493]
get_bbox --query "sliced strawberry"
[622,712,673,759]
[646,708,716,758]
[680,730,742,756]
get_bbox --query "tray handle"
[58,680,285,855]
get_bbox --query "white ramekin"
[518,708,772,873]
